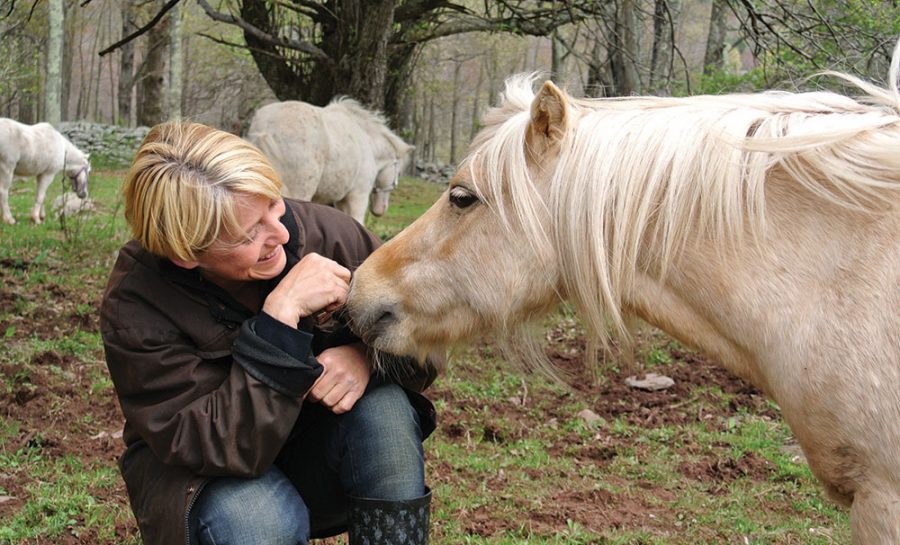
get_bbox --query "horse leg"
[850,487,900,544]
[31,173,54,224]
[336,190,370,224]
[0,165,14,224]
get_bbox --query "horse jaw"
[72,169,88,198]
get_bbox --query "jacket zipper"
[183,479,209,545]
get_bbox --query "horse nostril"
[357,303,398,343]
[374,307,396,327]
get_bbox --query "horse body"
[347,50,900,542]
[246,98,413,224]
[0,118,90,224]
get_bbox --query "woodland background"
[2,0,899,168]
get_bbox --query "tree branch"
[98,0,181,57]
[195,0,330,61]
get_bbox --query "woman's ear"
[171,257,199,270]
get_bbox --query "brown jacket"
[100,200,437,545]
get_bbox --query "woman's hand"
[308,343,371,414]
[262,252,351,327]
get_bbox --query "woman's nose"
[271,221,289,245]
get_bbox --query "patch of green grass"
[365,176,445,239]
[0,451,136,545]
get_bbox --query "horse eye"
[448,187,479,209]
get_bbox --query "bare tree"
[704,0,727,73]
[44,0,63,125]
[137,7,168,126]
[648,0,675,92]
[118,0,136,125]
[167,1,182,120]
[726,0,898,86]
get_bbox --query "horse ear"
[528,81,569,156]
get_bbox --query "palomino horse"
[246,98,414,224]
[0,118,91,225]
[347,53,900,542]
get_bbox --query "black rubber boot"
[347,488,431,545]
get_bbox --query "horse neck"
[620,176,895,395]
[62,140,85,167]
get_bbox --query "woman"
[100,121,439,545]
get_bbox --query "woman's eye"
[448,187,479,209]
[242,229,260,245]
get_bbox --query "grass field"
[0,170,849,544]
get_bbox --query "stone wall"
[414,161,455,184]
[58,122,150,168]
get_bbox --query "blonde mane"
[467,54,900,350]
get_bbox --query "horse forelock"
[469,70,900,347]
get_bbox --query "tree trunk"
[551,29,566,84]
[383,42,417,126]
[168,3,182,120]
[704,0,727,73]
[648,0,671,92]
[344,0,394,110]
[449,61,463,165]
[61,7,75,121]
[427,96,436,163]
[242,0,406,119]
[612,0,640,96]
[469,60,484,142]
[118,0,136,125]
[137,10,168,127]
[45,0,64,125]
[586,37,609,97]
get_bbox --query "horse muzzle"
[347,299,399,347]
[369,190,390,217]
[70,167,89,198]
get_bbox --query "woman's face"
[194,194,290,287]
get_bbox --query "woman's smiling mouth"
[258,247,280,263]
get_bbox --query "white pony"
[348,48,900,543]
[0,119,91,225]
[246,98,414,224]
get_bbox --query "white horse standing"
[246,98,414,224]
[0,118,91,225]
[348,51,900,543]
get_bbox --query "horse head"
[348,80,569,359]
[65,148,90,198]
[370,143,414,217]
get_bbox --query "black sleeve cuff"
[256,311,314,362]
[232,318,323,397]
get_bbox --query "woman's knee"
[194,467,310,545]
[338,383,425,499]
[346,383,422,443]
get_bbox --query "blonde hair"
[123,121,283,262]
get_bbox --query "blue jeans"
[192,382,426,545]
